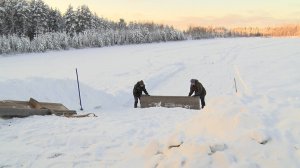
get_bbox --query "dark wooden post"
[76,68,83,110]
[234,78,238,93]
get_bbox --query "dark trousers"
[134,96,140,108]
[193,95,206,109]
[200,96,205,108]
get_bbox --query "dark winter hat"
[140,80,144,86]
[190,79,196,84]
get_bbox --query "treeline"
[0,0,184,54]
[1,0,299,55]
[259,25,300,36]
[184,27,234,39]
[185,25,300,39]
[0,27,184,54]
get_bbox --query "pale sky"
[44,0,300,30]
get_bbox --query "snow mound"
[0,77,117,112]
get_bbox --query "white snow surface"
[0,38,300,167]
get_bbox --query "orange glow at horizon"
[44,0,300,30]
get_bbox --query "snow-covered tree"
[118,18,126,30]
[0,1,5,35]
[64,5,76,36]
[1,0,29,36]
[0,0,187,54]
[76,5,94,33]
[0,35,11,54]
[27,0,50,39]
[48,8,63,32]
[30,33,47,52]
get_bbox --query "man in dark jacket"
[188,79,206,109]
[133,80,150,108]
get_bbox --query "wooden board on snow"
[140,95,200,110]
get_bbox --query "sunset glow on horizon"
[44,0,300,30]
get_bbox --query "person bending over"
[188,79,206,109]
[133,80,150,108]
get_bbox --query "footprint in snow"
[249,130,271,145]
[209,143,227,155]
[48,153,63,159]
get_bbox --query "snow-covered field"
[0,38,300,167]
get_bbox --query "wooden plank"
[51,110,77,116]
[0,98,77,118]
[39,103,69,111]
[140,95,200,110]
[29,98,43,109]
[0,100,31,109]
[0,108,51,118]
[0,108,77,118]
[29,98,69,111]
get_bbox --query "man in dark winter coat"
[133,80,150,108]
[188,79,206,109]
